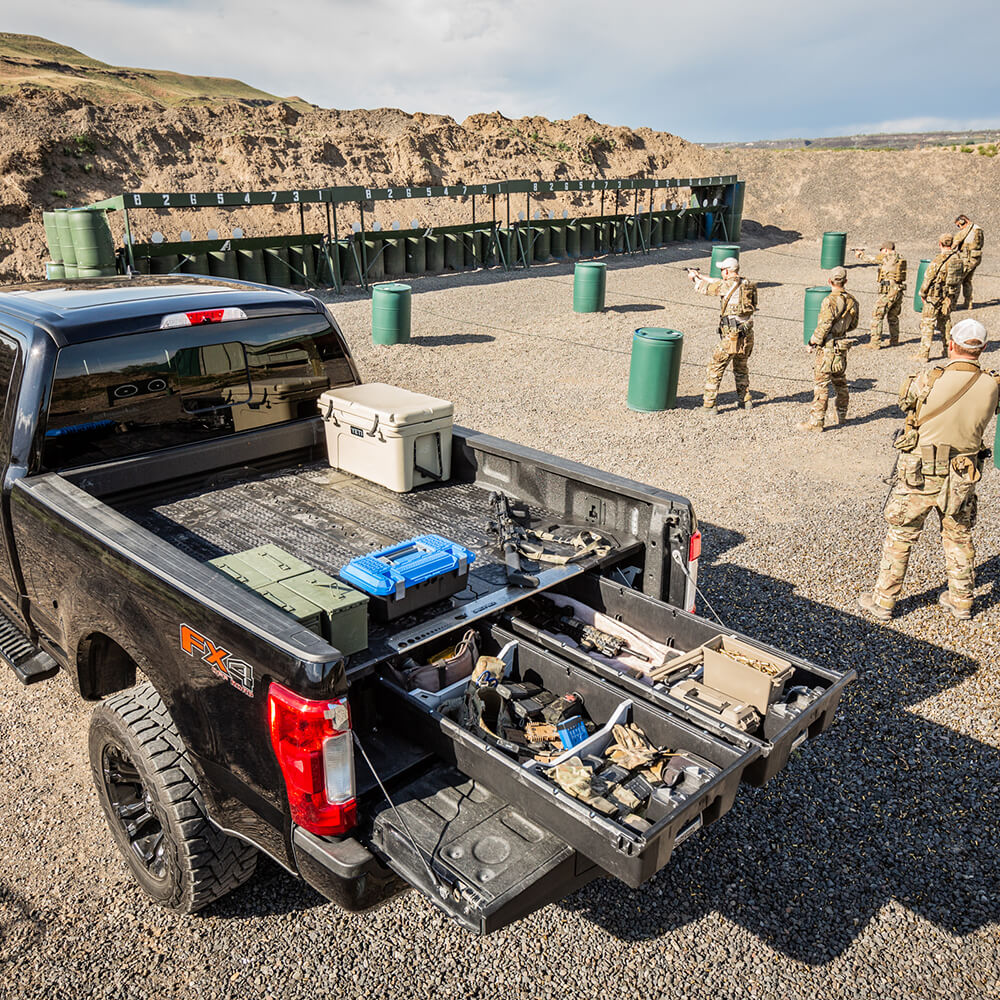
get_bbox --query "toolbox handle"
[323,399,340,425]
[675,813,703,846]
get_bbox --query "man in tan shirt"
[688,257,758,412]
[858,319,1000,622]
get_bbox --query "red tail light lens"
[268,682,357,836]
[688,530,702,563]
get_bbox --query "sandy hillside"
[1,34,999,279]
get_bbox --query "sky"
[6,1,1000,142]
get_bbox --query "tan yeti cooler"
[318,383,453,493]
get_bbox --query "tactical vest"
[923,251,960,298]
[878,253,906,284]
[827,291,859,340]
[894,361,993,454]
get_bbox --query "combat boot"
[736,397,752,410]
[833,409,848,426]
[857,593,892,622]
[865,339,882,350]
[702,403,719,416]
[796,420,823,433]
[938,591,972,621]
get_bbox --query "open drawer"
[502,573,855,786]
[380,627,761,888]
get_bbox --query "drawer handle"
[675,814,703,845]
[791,730,809,752]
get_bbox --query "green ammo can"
[627,328,683,412]
[282,571,369,655]
[55,211,78,268]
[383,238,406,277]
[43,211,64,263]
[710,245,740,278]
[804,285,830,344]
[405,236,427,274]
[913,259,931,312]
[566,224,581,258]
[820,231,847,269]
[208,250,239,280]
[208,553,276,591]
[425,234,446,272]
[265,247,291,286]
[237,248,267,284]
[68,209,115,268]
[549,222,567,260]
[234,544,312,583]
[255,581,323,635]
[371,282,412,345]
[573,261,607,313]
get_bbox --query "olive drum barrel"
[371,282,412,345]
[627,328,684,412]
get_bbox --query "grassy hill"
[0,33,311,109]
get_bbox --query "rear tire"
[89,682,257,913]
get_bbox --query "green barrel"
[579,223,595,257]
[913,258,930,312]
[995,418,1000,470]
[381,238,404,277]
[43,212,64,263]
[363,239,385,282]
[686,214,700,240]
[180,252,210,276]
[405,236,427,275]
[76,265,117,279]
[149,254,180,275]
[650,215,663,247]
[46,262,66,280]
[639,214,652,249]
[63,264,79,279]
[549,223,567,260]
[444,232,464,270]
[573,261,607,313]
[68,209,115,268]
[532,226,551,263]
[290,245,317,286]
[208,250,239,280]
[371,282,411,345]
[55,211,78,268]
[425,234,446,272]
[237,248,267,283]
[820,231,847,269]
[464,230,483,268]
[338,241,361,285]
[627,328,684,412]
[566,224,581,258]
[662,213,676,242]
[265,246,291,286]
[611,221,625,253]
[804,285,830,344]
[710,244,740,278]
[132,256,151,275]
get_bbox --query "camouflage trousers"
[960,258,980,304]
[872,462,979,613]
[808,350,848,426]
[703,330,753,407]
[917,297,954,357]
[870,286,902,346]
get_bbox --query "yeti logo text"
[179,624,255,696]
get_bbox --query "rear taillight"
[688,530,702,563]
[267,682,357,836]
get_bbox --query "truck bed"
[118,458,638,670]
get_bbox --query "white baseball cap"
[719,257,739,271]
[950,318,988,350]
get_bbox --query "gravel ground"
[2,235,998,1000]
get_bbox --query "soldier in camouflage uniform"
[858,319,1000,622]
[797,267,859,432]
[953,214,984,308]
[853,241,905,349]
[688,257,758,412]
[916,234,964,360]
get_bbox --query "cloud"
[4,2,1000,142]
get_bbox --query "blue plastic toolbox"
[340,534,476,621]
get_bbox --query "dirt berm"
[2,88,998,280]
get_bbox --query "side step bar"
[0,609,58,684]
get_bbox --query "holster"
[719,316,750,355]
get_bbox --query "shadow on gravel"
[897,551,1000,618]
[202,855,328,920]
[739,221,803,249]
[561,520,998,964]
[409,332,496,346]
[606,303,664,314]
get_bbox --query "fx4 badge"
[180,624,255,697]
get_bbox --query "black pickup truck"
[0,276,853,933]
